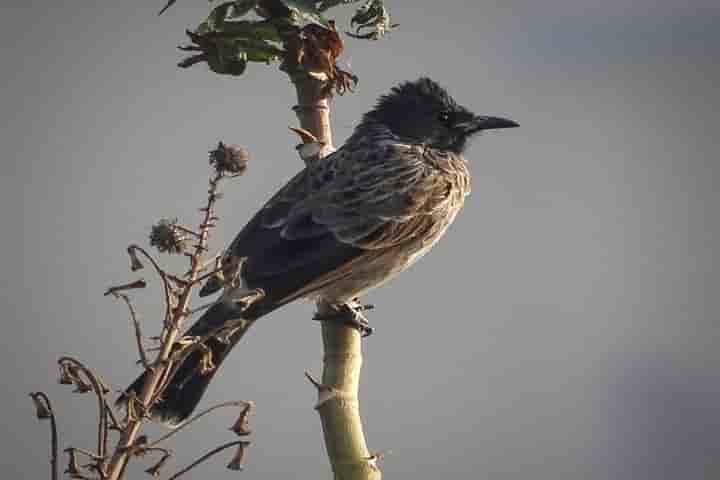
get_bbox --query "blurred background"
[1,1,718,479]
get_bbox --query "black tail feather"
[116,302,250,426]
[120,337,239,426]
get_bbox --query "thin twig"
[30,392,59,480]
[127,245,174,326]
[183,250,222,277]
[166,441,246,480]
[188,266,224,286]
[58,357,110,459]
[173,224,202,238]
[103,279,147,296]
[69,447,105,461]
[147,401,249,448]
[105,399,122,431]
[112,293,150,368]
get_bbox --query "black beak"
[469,115,519,131]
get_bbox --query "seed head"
[209,142,249,176]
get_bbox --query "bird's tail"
[117,301,258,427]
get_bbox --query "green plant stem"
[317,320,381,480]
[288,66,381,478]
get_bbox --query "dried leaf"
[348,0,397,40]
[229,402,254,436]
[127,246,145,271]
[29,392,52,419]
[226,441,251,471]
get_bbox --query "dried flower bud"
[29,392,52,419]
[226,441,251,471]
[229,402,254,436]
[145,453,171,477]
[209,142,249,176]
[58,363,76,385]
[127,246,145,271]
[149,218,188,255]
[104,279,148,296]
[73,379,93,394]
[62,364,93,393]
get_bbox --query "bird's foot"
[221,287,265,316]
[314,300,375,337]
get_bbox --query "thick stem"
[317,321,381,480]
[289,72,380,479]
[289,73,335,154]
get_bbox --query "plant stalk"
[289,69,381,479]
[105,172,224,480]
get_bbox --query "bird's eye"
[438,111,452,124]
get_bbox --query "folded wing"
[207,144,453,315]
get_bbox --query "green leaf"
[219,20,282,42]
[228,0,259,18]
[279,0,332,28]
[317,0,363,12]
[237,38,284,62]
[197,2,233,34]
[208,55,248,76]
[198,1,264,34]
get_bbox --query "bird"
[120,77,518,425]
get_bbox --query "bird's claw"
[314,301,375,337]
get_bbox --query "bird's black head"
[362,77,518,153]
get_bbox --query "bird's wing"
[215,143,453,307]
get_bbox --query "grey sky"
[1,1,718,479]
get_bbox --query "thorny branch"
[125,244,175,326]
[111,293,150,369]
[104,162,247,480]
[30,143,255,480]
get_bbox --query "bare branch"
[29,392,59,480]
[144,450,172,477]
[105,168,231,480]
[112,293,150,369]
[167,441,248,480]
[104,279,147,297]
[147,401,252,448]
[126,245,175,326]
[58,357,111,460]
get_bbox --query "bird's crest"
[367,77,460,120]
